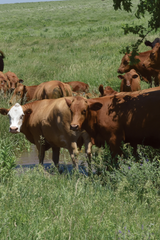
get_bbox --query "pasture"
[0,0,160,239]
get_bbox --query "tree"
[113,0,160,55]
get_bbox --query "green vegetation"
[0,0,160,238]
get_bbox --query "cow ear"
[132,74,138,79]
[117,75,124,80]
[89,102,103,111]
[65,98,73,107]
[0,108,9,115]
[19,79,24,84]
[98,84,104,95]
[24,108,32,115]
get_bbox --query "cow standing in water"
[0,98,92,170]
[65,88,160,165]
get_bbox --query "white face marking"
[8,103,24,133]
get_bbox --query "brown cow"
[0,71,8,96]
[143,43,160,70]
[65,81,89,93]
[0,98,92,169]
[34,80,72,100]
[9,80,72,105]
[4,71,24,93]
[65,88,160,165]
[118,69,141,92]
[99,85,118,97]
[9,83,38,105]
[117,50,160,86]
[0,50,5,72]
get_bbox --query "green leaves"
[113,0,160,52]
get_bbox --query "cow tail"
[0,50,5,59]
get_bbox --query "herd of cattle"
[0,37,160,171]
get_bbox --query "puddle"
[16,144,91,175]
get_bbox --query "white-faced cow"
[0,98,92,169]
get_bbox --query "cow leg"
[109,132,124,168]
[68,142,79,170]
[38,145,45,165]
[131,143,138,158]
[81,131,92,174]
[52,146,60,168]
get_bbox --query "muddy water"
[16,144,89,174]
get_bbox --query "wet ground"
[16,144,90,175]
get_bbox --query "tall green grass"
[0,162,160,239]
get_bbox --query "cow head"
[143,43,160,69]
[117,53,131,74]
[9,83,26,105]
[118,69,140,92]
[65,96,102,131]
[0,103,32,133]
[99,85,117,97]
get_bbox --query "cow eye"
[150,53,155,59]
[82,110,86,115]
[20,114,24,120]
[124,60,128,65]
[17,91,21,96]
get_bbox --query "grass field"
[0,0,160,239]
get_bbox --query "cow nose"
[10,126,18,133]
[117,69,121,73]
[70,124,79,131]
[11,88,15,92]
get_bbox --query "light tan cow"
[0,98,92,170]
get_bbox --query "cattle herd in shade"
[0,37,160,172]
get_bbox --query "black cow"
[145,38,160,49]
[0,50,5,72]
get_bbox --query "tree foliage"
[113,0,160,53]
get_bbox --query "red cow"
[0,71,8,96]
[4,71,23,93]
[0,98,92,169]
[118,69,141,92]
[99,85,118,97]
[65,87,160,165]
[65,81,89,93]
[117,50,160,86]
[143,43,160,70]
[9,83,38,105]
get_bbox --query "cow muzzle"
[142,63,146,68]
[70,124,79,131]
[117,69,123,74]
[9,126,18,133]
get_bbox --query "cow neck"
[82,109,97,139]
